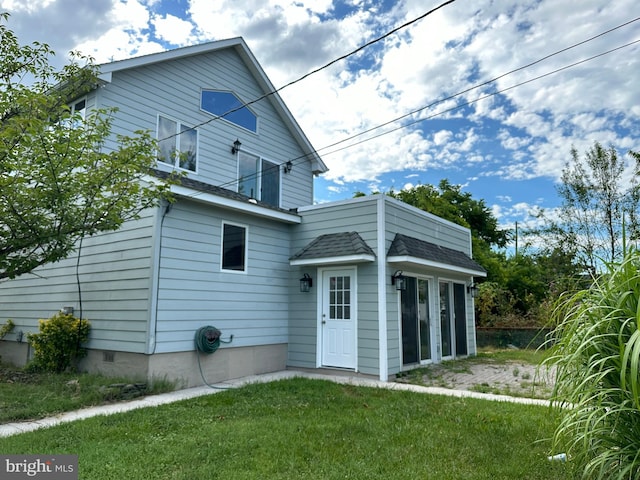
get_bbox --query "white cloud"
[2,0,639,226]
[152,13,196,46]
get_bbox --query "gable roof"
[387,233,487,277]
[98,37,328,176]
[290,232,376,266]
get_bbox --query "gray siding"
[384,197,477,372]
[290,196,381,372]
[0,209,157,353]
[153,199,292,353]
[96,47,314,209]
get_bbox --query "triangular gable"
[387,233,486,277]
[97,38,328,176]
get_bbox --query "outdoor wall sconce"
[467,283,479,298]
[283,160,293,174]
[300,273,313,292]
[231,138,242,154]
[391,270,406,291]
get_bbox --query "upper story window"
[201,90,257,132]
[157,115,197,172]
[237,151,280,207]
[71,98,86,119]
[59,97,87,128]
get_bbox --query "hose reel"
[194,326,234,389]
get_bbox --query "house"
[0,38,486,386]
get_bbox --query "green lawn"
[0,364,174,423]
[0,378,571,479]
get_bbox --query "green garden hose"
[194,326,233,389]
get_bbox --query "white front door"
[321,268,356,369]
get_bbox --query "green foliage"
[545,247,640,479]
[0,14,175,279]
[27,313,90,373]
[0,319,14,339]
[538,141,640,273]
[390,179,510,248]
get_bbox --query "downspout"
[146,200,171,354]
[377,195,388,381]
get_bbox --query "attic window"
[201,90,257,132]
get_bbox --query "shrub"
[0,319,14,339]
[544,247,640,479]
[27,313,90,373]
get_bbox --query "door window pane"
[419,279,431,361]
[440,282,452,357]
[329,275,350,320]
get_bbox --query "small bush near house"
[27,313,90,373]
[0,319,14,339]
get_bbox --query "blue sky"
[2,0,639,241]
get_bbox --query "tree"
[0,14,174,280]
[390,180,509,248]
[549,142,640,273]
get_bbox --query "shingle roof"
[387,233,486,274]
[290,231,376,262]
[153,169,298,216]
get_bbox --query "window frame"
[70,97,86,120]
[221,222,248,273]
[236,150,282,208]
[200,89,258,133]
[156,114,199,173]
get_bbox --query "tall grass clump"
[544,246,640,479]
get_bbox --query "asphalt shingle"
[387,233,486,273]
[290,231,376,261]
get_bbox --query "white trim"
[290,254,375,266]
[168,184,301,224]
[377,195,388,382]
[387,255,487,277]
[220,221,249,274]
[318,266,358,370]
[156,114,199,174]
[236,148,284,209]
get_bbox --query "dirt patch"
[397,360,556,399]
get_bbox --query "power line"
[320,38,640,158]
[159,0,457,142]
[314,16,640,157]
[212,17,640,191]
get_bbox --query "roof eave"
[290,254,376,266]
[387,255,487,277]
[170,184,301,224]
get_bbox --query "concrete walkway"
[0,370,552,439]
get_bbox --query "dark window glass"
[222,224,246,271]
[201,90,257,132]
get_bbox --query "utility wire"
[211,18,640,191]
[319,38,640,157]
[158,0,457,141]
